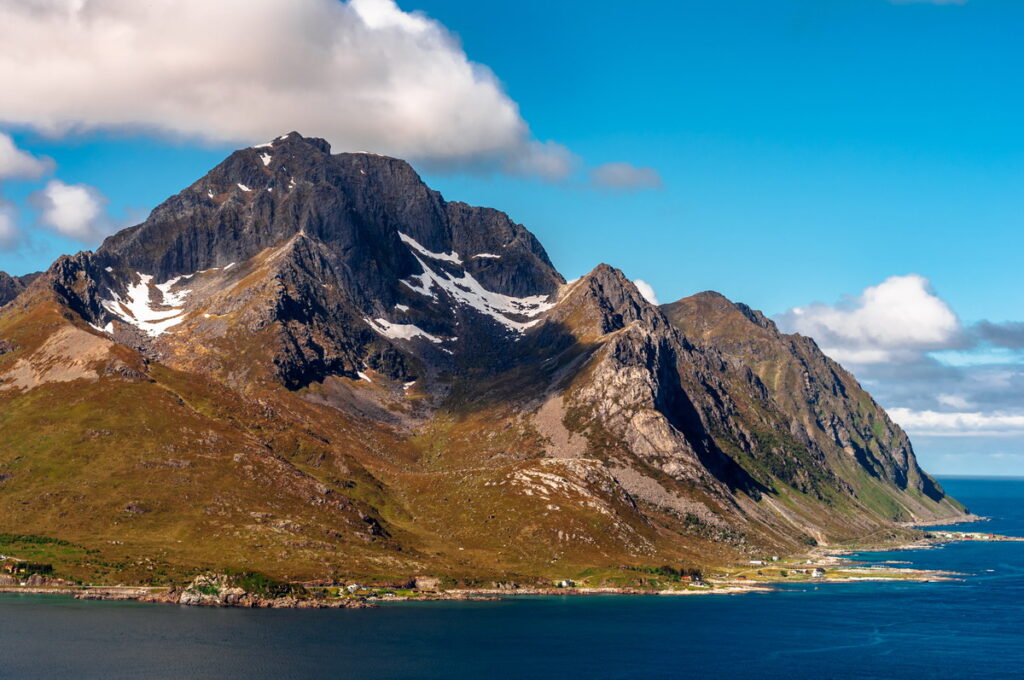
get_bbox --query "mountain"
[0,271,40,307]
[0,134,966,586]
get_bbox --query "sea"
[1,477,1022,680]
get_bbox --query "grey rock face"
[43,133,567,388]
[0,272,20,306]
[0,271,41,307]
[96,133,562,305]
[662,290,955,510]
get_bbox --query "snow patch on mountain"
[365,317,442,343]
[100,273,191,337]
[398,232,462,264]
[399,251,553,332]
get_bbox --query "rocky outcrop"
[521,265,963,550]
[0,271,40,307]
[413,576,442,591]
[0,272,20,307]
[156,574,372,608]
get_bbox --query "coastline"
[900,513,988,528]
[4,516,1017,609]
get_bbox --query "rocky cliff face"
[0,271,39,307]
[45,133,563,390]
[662,292,953,517]
[0,135,966,584]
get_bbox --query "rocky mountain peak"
[269,130,332,154]
[547,263,664,339]
[32,135,569,392]
[91,132,560,301]
[0,271,40,307]
[662,291,780,346]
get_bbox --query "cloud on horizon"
[975,321,1024,349]
[0,0,577,179]
[777,274,1024,457]
[887,408,1024,437]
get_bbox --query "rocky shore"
[1,528,1015,608]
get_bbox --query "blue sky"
[0,0,1022,474]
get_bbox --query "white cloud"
[591,162,663,192]
[777,273,1024,468]
[0,133,51,180]
[936,393,972,410]
[0,0,572,178]
[0,201,20,250]
[633,279,659,305]
[31,179,112,242]
[777,274,962,364]
[0,134,52,250]
[888,408,1024,437]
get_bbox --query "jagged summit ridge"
[41,133,570,385]
[97,132,561,300]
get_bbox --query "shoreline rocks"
[139,574,376,609]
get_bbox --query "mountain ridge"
[0,133,966,586]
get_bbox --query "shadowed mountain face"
[662,293,947,503]
[0,135,965,584]
[0,271,40,307]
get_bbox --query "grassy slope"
[0,282,963,587]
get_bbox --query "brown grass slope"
[0,265,968,586]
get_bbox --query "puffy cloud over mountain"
[0,0,572,178]
[777,274,964,364]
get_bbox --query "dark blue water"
[2,477,1022,680]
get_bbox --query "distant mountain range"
[0,133,966,585]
